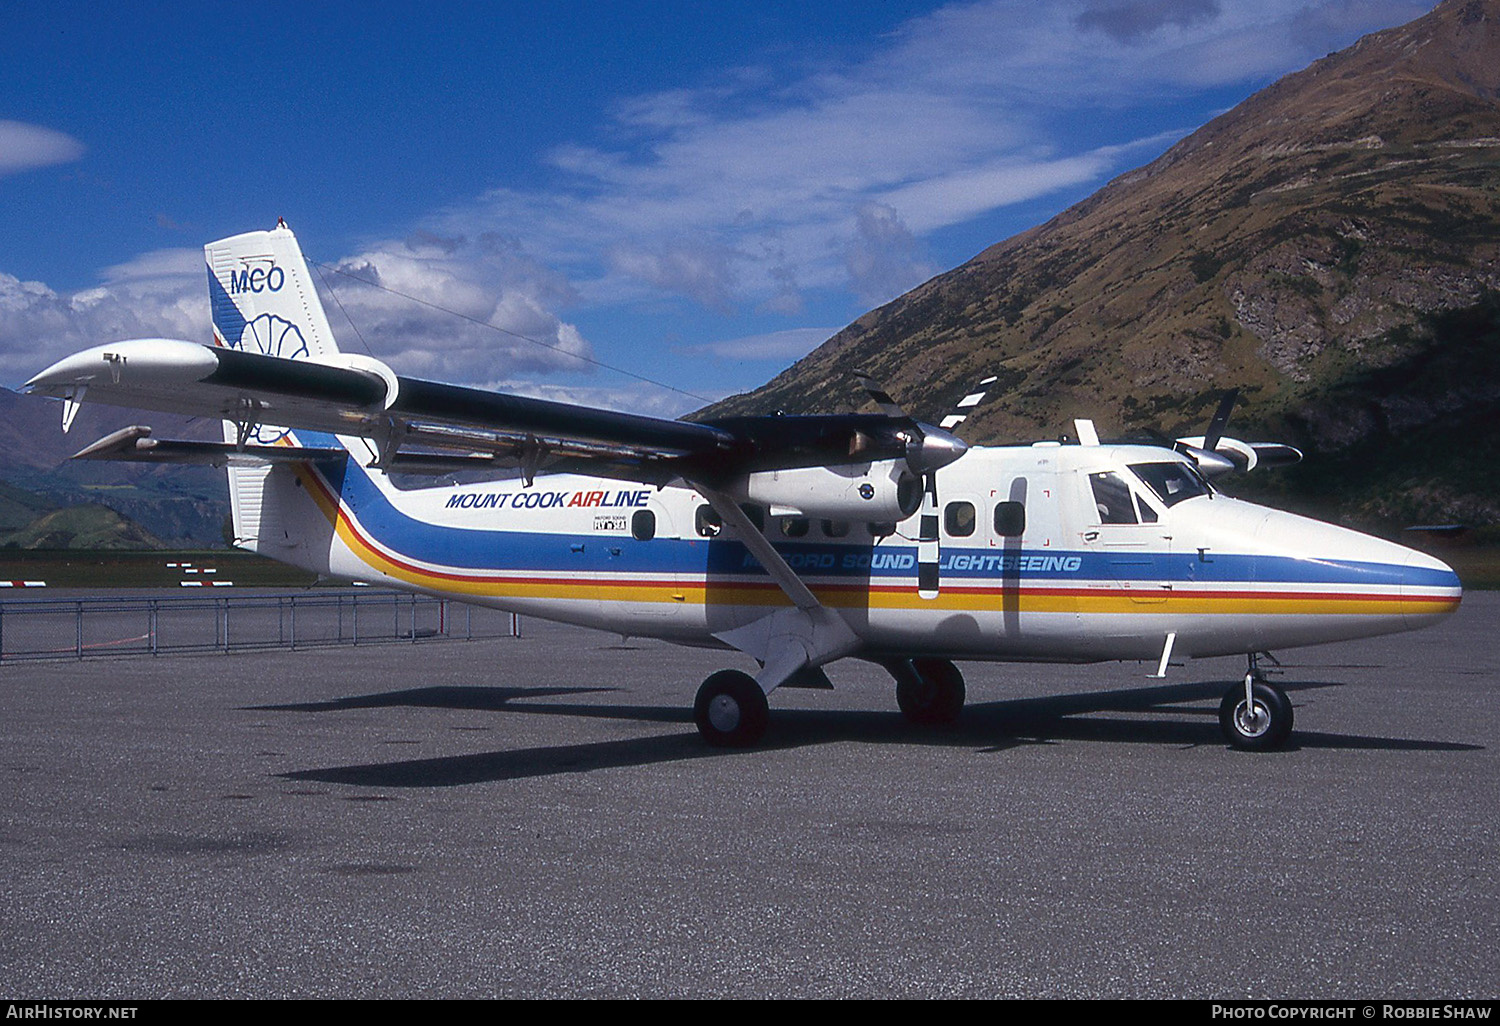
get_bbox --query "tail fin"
[205,221,341,358]
[206,222,344,553]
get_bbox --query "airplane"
[26,223,1463,751]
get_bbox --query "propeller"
[855,372,983,600]
[1174,388,1303,477]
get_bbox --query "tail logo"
[229,264,285,294]
[238,313,309,361]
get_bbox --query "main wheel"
[694,669,769,748]
[1219,679,1294,751]
[897,658,966,725]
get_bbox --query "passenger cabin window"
[821,520,849,538]
[740,504,765,532]
[944,501,976,538]
[868,522,896,538]
[695,505,722,537]
[780,517,810,538]
[1129,462,1211,508]
[993,501,1025,537]
[1089,471,1138,525]
[632,509,656,541]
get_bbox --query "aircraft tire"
[694,670,769,748]
[1218,680,1294,751]
[898,658,966,725]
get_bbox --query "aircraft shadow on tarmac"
[266,678,1482,789]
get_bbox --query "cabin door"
[1078,470,1172,605]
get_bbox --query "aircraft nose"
[1249,505,1461,637]
[1400,546,1462,629]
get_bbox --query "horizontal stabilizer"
[73,425,345,467]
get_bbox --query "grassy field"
[0,549,319,589]
[1436,545,1500,590]
[1402,527,1500,591]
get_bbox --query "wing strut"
[696,486,861,695]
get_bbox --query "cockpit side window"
[1089,471,1138,525]
[1129,462,1211,508]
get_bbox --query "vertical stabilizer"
[206,222,343,551]
[205,222,341,358]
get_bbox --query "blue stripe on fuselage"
[300,432,1450,590]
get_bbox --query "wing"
[26,338,923,484]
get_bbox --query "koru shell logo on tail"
[231,313,308,444]
[236,313,310,361]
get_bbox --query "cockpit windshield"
[1129,461,1212,507]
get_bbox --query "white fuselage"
[242,435,1462,667]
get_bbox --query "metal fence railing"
[0,590,521,663]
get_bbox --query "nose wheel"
[1219,670,1293,751]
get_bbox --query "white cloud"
[844,204,938,307]
[1074,0,1223,43]
[316,232,595,383]
[679,327,839,362]
[0,251,205,385]
[605,239,742,312]
[427,0,1430,323]
[98,248,203,285]
[0,120,85,177]
[0,234,597,391]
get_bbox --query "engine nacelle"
[724,461,921,522]
[1176,435,1304,475]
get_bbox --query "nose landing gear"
[1219,654,1293,751]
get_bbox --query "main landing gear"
[1218,654,1294,751]
[891,657,966,726]
[692,656,969,747]
[694,669,770,748]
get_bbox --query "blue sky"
[1,0,1434,414]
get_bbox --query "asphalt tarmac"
[2,593,1497,999]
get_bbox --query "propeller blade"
[1202,388,1239,453]
[1248,442,1302,468]
[940,375,998,431]
[917,472,940,600]
[852,369,968,473]
[854,371,907,419]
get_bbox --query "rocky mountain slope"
[706,0,1500,527]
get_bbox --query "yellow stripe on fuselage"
[296,465,1457,619]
